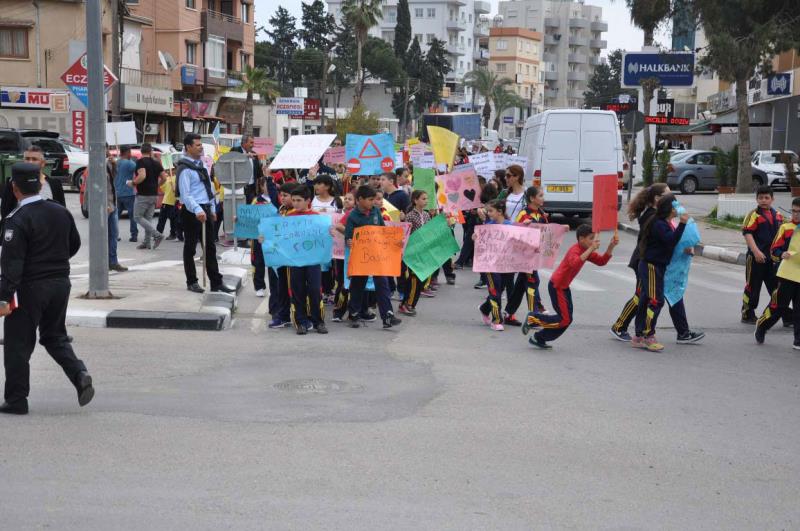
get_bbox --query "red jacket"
[550,243,611,289]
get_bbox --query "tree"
[464,69,512,128]
[300,0,335,51]
[264,7,298,92]
[336,104,381,139]
[625,0,671,154]
[491,86,526,130]
[290,48,325,88]
[341,0,383,106]
[391,37,423,136]
[394,0,412,58]
[237,65,280,136]
[413,39,450,115]
[254,41,272,70]
[695,0,800,192]
[330,22,359,128]
[363,37,405,85]
[583,49,636,108]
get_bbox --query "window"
[468,38,472,46]
[426,34,435,44]
[186,41,197,64]
[241,2,250,23]
[185,0,195,8]
[469,14,473,23]
[205,35,225,77]
[496,39,507,50]
[495,63,506,73]
[414,33,423,43]
[0,27,28,58]
[386,7,396,22]
[507,9,517,18]
[415,8,423,18]
[239,51,249,71]
[460,36,464,46]
[125,0,139,4]
[526,64,530,74]
[427,8,436,18]
[383,31,395,44]
[517,64,522,73]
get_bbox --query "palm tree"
[491,86,527,131]
[625,0,671,153]
[464,69,512,128]
[341,0,383,106]
[237,65,280,136]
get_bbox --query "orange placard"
[348,226,404,277]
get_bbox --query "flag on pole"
[427,126,459,171]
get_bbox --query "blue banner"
[234,203,278,239]
[622,52,694,87]
[260,215,333,268]
[345,133,396,175]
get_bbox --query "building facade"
[497,0,607,109]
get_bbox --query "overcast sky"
[253,0,673,56]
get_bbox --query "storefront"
[120,84,174,143]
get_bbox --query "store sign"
[767,72,792,96]
[622,52,695,87]
[656,98,674,117]
[603,102,634,114]
[122,85,174,113]
[1,87,70,109]
[276,97,304,115]
[60,54,117,108]
[644,115,690,126]
[708,88,736,114]
[173,100,214,119]
[503,116,514,124]
[72,110,86,149]
[302,98,320,120]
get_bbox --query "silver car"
[665,150,719,194]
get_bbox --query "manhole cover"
[273,378,363,395]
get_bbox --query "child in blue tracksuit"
[475,199,515,332]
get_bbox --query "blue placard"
[259,215,333,268]
[664,219,701,307]
[622,52,694,88]
[235,203,278,239]
[345,133,395,175]
[767,73,792,96]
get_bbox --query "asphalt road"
[1,207,798,529]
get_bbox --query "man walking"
[177,133,234,294]
[133,143,165,250]
[0,163,94,415]
[115,146,138,242]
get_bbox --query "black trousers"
[289,265,324,328]
[743,252,777,319]
[252,240,266,291]
[273,266,290,321]
[505,271,543,316]
[332,259,349,319]
[156,203,181,238]
[4,278,86,404]
[456,212,477,266]
[181,206,223,288]
[402,262,425,308]
[349,276,392,320]
[757,279,800,343]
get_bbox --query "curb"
[617,222,747,266]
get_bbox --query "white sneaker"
[255,289,265,298]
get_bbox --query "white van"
[519,109,622,218]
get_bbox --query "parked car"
[26,135,88,190]
[665,150,721,194]
[751,150,798,189]
[0,128,65,184]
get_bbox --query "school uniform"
[402,209,431,309]
[345,206,394,321]
[505,208,549,317]
[270,205,293,325]
[286,209,325,330]
[250,194,273,294]
[332,208,352,321]
[756,221,800,344]
[612,207,655,334]
[479,219,515,325]
[742,206,782,320]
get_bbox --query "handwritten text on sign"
[235,203,278,239]
[439,164,482,213]
[472,224,541,273]
[348,225,404,277]
[529,224,569,270]
[259,215,333,268]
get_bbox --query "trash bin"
[0,154,23,188]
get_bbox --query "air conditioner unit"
[515,73,524,84]
[143,123,159,135]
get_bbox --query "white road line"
[250,295,271,333]
[595,269,636,284]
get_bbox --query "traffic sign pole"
[85,0,110,298]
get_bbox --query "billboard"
[622,52,695,87]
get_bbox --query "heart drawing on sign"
[463,188,476,202]
[447,192,460,204]
[445,177,460,193]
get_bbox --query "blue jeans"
[108,209,119,266]
[117,195,137,238]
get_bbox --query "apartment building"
[498,0,607,109]
[327,0,492,112]
[488,27,542,137]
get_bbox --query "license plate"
[547,185,574,193]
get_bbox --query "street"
[1,195,798,529]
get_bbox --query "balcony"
[226,70,244,88]
[544,17,560,28]
[473,22,489,37]
[567,70,586,81]
[474,0,490,14]
[568,89,584,99]
[589,55,603,66]
[569,35,589,46]
[544,88,558,99]
[445,43,465,56]
[473,48,490,62]
[445,69,466,81]
[201,9,243,43]
[205,68,228,87]
[568,17,589,29]
[543,52,558,63]
[447,19,466,31]
[544,34,561,46]
[446,91,468,105]
[567,53,587,64]
[120,67,170,90]
[544,70,558,81]
[181,64,204,86]
[590,38,607,49]
[591,20,608,32]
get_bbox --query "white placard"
[415,153,435,169]
[507,155,530,177]
[494,152,510,170]
[469,152,496,177]
[105,121,137,146]
[268,134,337,169]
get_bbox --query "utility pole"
[110,0,121,122]
[86,0,110,298]
[320,53,328,132]
[401,77,410,142]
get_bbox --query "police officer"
[0,163,94,415]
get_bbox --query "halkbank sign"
[622,52,695,88]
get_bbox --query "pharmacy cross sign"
[60,54,117,108]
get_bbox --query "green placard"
[413,168,437,210]
[403,215,459,280]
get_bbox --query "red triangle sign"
[358,138,382,159]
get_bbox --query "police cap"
[11,162,40,185]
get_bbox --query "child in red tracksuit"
[523,224,618,349]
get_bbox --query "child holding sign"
[399,190,432,316]
[286,186,328,335]
[331,191,355,322]
[267,183,300,330]
[475,200,515,332]
[523,225,618,349]
[251,178,273,299]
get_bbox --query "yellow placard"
[777,232,800,282]
[382,199,401,221]
[427,125,459,171]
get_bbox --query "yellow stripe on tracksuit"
[756,287,778,328]
[486,275,501,324]
[643,263,656,335]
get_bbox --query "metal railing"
[120,67,171,90]
[205,8,241,25]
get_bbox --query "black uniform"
[0,164,92,413]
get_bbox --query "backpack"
[174,158,212,201]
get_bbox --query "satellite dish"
[158,50,177,72]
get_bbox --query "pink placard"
[385,221,412,252]
[472,224,541,273]
[529,224,569,270]
[323,146,346,165]
[440,164,482,213]
[253,137,275,156]
[327,212,346,260]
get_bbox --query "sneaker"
[643,336,665,352]
[521,318,541,336]
[398,304,416,316]
[382,313,402,328]
[347,315,361,328]
[793,342,800,350]
[754,327,765,345]
[109,263,128,272]
[474,281,487,289]
[152,234,165,249]
[331,316,343,323]
[676,331,705,344]
[631,336,646,349]
[255,289,265,298]
[503,313,522,327]
[528,336,552,349]
[268,318,290,329]
[316,323,329,334]
[421,289,436,298]
[165,235,177,241]
[129,236,138,243]
[610,328,632,342]
[446,276,456,285]
[296,325,308,335]
[359,312,377,322]
[429,284,439,292]
[136,243,149,250]
[741,315,757,324]
[454,263,463,270]
[481,313,492,326]
[490,323,504,331]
